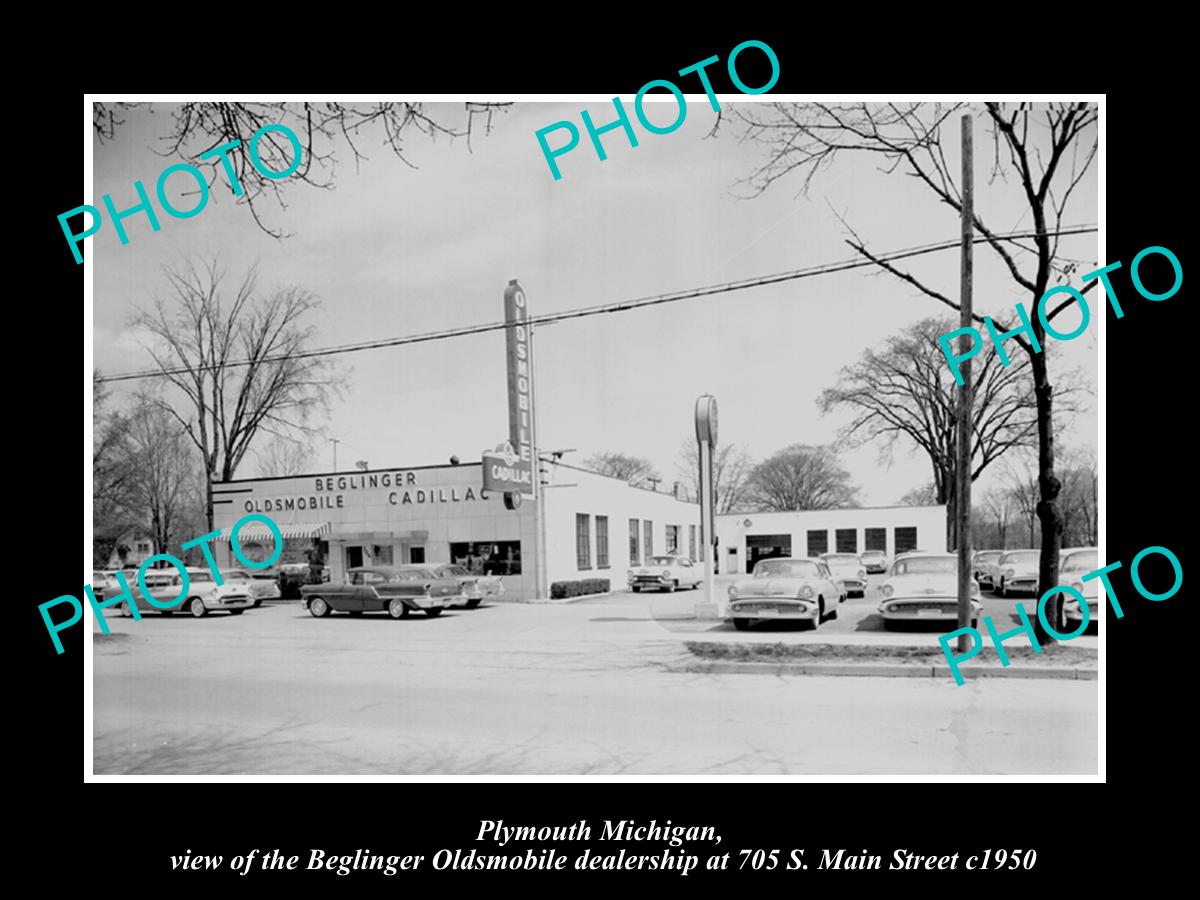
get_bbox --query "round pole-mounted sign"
[694,394,718,445]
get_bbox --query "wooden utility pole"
[956,113,974,652]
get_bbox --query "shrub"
[549,578,611,599]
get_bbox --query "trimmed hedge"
[550,578,611,600]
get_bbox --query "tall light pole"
[695,395,719,618]
[955,113,974,652]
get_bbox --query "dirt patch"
[684,641,1097,668]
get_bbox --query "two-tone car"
[819,552,868,598]
[861,550,889,575]
[431,563,505,609]
[726,557,844,631]
[972,550,1005,590]
[1059,547,1099,632]
[627,554,703,593]
[300,565,464,619]
[117,566,255,618]
[996,549,1040,597]
[877,552,982,629]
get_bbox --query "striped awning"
[221,521,332,541]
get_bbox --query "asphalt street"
[93,580,1098,776]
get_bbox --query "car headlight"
[1071,581,1083,594]
[881,585,894,597]
[728,585,739,599]
[1004,568,1015,577]
[797,585,814,599]
[662,570,672,579]
[857,569,866,579]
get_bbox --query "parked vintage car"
[247,569,282,604]
[91,570,121,602]
[300,565,463,619]
[627,554,703,592]
[877,552,982,629]
[996,549,1040,597]
[118,566,254,618]
[1059,547,1099,632]
[972,550,1005,589]
[726,557,844,631]
[430,563,505,609]
[819,552,869,598]
[278,562,330,599]
[861,550,889,575]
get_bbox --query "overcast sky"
[92,101,1098,506]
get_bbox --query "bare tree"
[981,487,1016,549]
[129,257,343,530]
[898,483,939,506]
[819,316,1074,548]
[583,451,661,488]
[126,393,201,557]
[746,444,859,511]
[93,371,138,564]
[1003,457,1041,548]
[675,440,755,514]
[739,101,1097,639]
[94,102,509,237]
[1057,447,1098,547]
[255,436,318,478]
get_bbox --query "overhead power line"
[96,224,1098,384]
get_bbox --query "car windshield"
[862,551,884,558]
[392,567,436,581]
[1001,551,1040,565]
[754,560,818,578]
[190,571,214,583]
[648,556,677,566]
[893,557,957,575]
[225,571,251,580]
[1062,551,1098,573]
[978,552,1003,562]
[441,565,471,577]
[825,555,859,563]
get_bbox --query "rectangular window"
[689,525,697,560]
[836,528,858,553]
[807,530,828,557]
[666,525,680,554]
[576,514,591,569]
[894,526,918,554]
[644,520,653,559]
[449,541,522,575]
[865,528,887,552]
[596,516,610,569]
[629,519,640,565]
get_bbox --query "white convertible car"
[628,555,703,592]
[877,552,982,629]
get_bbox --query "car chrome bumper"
[840,579,867,591]
[1006,578,1037,593]
[214,596,254,609]
[728,601,818,620]
[1065,601,1098,623]
[411,595,456,610]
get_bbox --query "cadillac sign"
[482,443,534,495]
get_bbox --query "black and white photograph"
[80,91,1107,778]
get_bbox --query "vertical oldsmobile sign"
[503,280,536,504]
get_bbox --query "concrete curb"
[673,660,1098,680]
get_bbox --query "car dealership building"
[209,460,703,601]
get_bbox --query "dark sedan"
[300,566,464,619]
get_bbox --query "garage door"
[746,534,792,573]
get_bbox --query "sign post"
[694,395,720,619]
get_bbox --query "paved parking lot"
[93,581,1098,775]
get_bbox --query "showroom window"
[836,528,858,553]
[629,519,640,565]
[644,520,653,559]
[576,514,591,569]
[596,516,610,569]
[865,528,887,552]
[449,541,522,575]
[666,525,680,554]
[807,530,828,557]
[894,526,918,554]
[689,525,697,560]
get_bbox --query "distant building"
[715,505,948,575]
[103,529,156,570]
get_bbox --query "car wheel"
[424,608,443,618]
[631,586,641,593]
[189,597,207,618]
[309,597,331,618]
[387,598,407,619]
[813,599,825,629]
[119,601,133,617]
[732,618,751,631]
[827,606,839,621]
[253,599,262,608]
[465,598,482,609]
[665,581,677,593]
[229,609,244,616]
